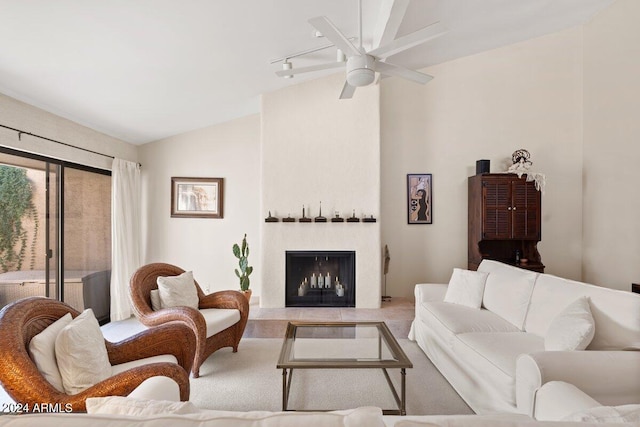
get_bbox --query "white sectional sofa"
[409,260,640,416]
[0,397,635,427]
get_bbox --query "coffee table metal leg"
[401,368,406,416]
[282,368,294,411]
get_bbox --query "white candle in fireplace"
[326,273,331,288]
[310,273,316,288]
[318,274,324,288]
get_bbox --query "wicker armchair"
[0,297,193,411]
[129,263,249,378]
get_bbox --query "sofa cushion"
[84,397,386,427]
[477,260,538,330]
[55,309,112,394]
[444,268,488,309]
[524,274,640,350]
[201,308,241,337]
[421,302,520,336]
[111,354,178,375]
[455,332,544,377]
[157,270,199,309]
[86,395,198,415]
[562,404,640,423]
[28,312,72,392]
[544,297,595,351]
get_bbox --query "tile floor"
[244,297,414,339]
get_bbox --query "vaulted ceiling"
[0,0,614,144]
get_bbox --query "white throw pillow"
[545,296,595,351]
[28,313,73,392]
[443,268,489,309]
[55,309,112,394]
[157,270,199,309]
[562,404,640,422]
[150,289,161,311]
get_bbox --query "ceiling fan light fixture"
[282,61,293,79]
[346,55,375,87]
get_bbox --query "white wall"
[582,0,640,291]
[138,114,262,294]
[380,28,585,298]
[260,73,382,308]
[0,93,137,169]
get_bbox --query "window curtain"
[110,158,141,321]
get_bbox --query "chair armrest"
[136,306,207,346]
[199,290,248,313]
[533,381,602,421]
[516,350,640,416]
[68,362,189,410]
[414,283,448,304]
[106,322,196,373]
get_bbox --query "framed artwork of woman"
[407,174,432,224]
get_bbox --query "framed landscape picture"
[407,174,432,224]
[171,177,224,218]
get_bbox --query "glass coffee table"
[277,321,413,415]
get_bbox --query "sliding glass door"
[0,148,111,323]
[62,166,111,323]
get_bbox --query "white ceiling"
[0,0,614,145]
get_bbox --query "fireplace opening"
[286,251,355,307]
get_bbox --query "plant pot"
[241,289,252,303]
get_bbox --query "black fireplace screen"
[285,251,355,307]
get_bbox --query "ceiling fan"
[275,0,446,99]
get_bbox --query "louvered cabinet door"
[481,179,511,239]
[511,179,541,240]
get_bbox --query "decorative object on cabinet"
[506,149,546,193]
[171,177,223,218]
[476,159,490,174]
[407,173,432,224]
[468,173,544,273]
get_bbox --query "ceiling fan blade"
[369,21,446,59]
[275,61,345,77]
[339,81,356,99]
[374,0,410,48]
[375,61,433,85]
[309,16,361,58]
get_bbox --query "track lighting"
[282,61,293,79]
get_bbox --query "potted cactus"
[232,233,253,301]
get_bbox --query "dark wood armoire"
[468,173,544,273]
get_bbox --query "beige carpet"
[190,338,473,415]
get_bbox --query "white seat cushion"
[455,332,544,377]
[110,354,177,375]
[421,302,520,335]
[200,308,241,337]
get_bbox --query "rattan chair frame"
[0,296,193,411]
[129,263,249,378]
